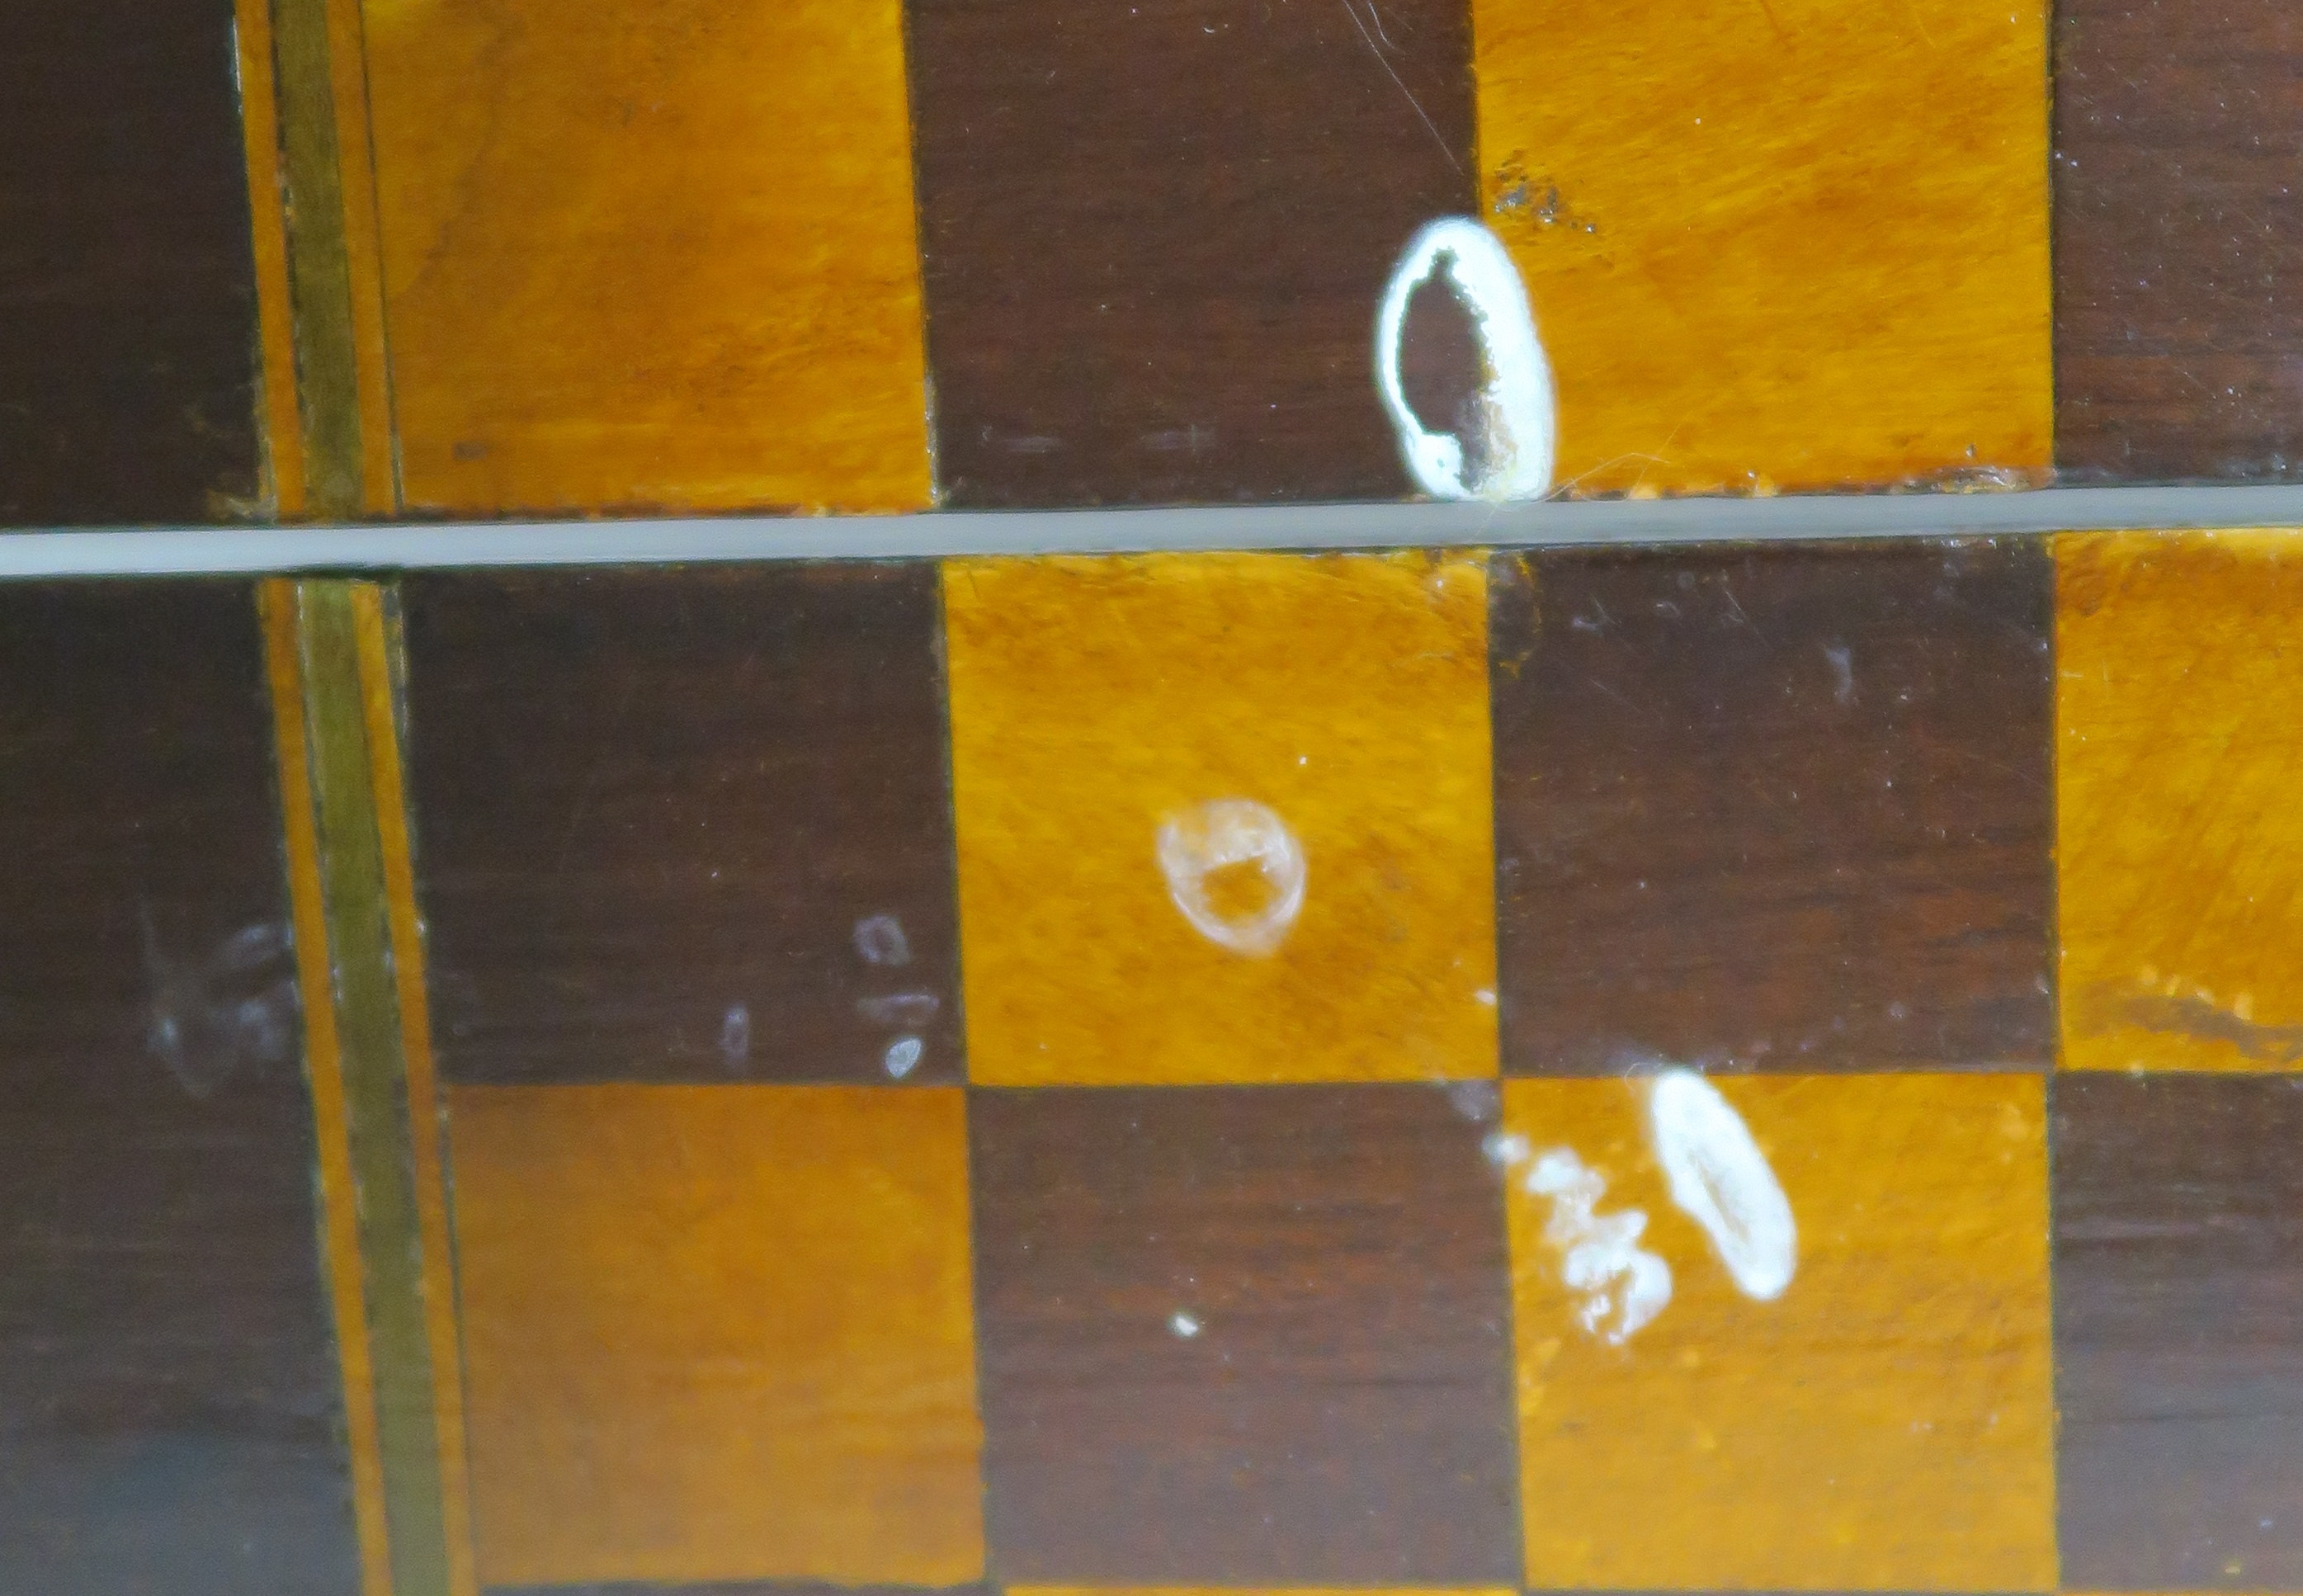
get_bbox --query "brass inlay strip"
[352,583,481,1596]
[234,2,307,516]
[270,578,463,1595]
[323,0,399,510]
[267,0,390,517]
[264,580,387,1589]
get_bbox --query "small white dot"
[1475,987,1498,1007]
[1170,1311,1201,1338]
[883,1036,924,1079]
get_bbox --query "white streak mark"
[853,914,911,967]
[857,990,941,1027]
[1527,1148,1672,1344]
[883,1035,924,1079]
[1155,799,1307,957]
[1376,217,1555,503]
[1648,1068,1797,1301]
[1824,642,1855,706]
[720,1003,751,1068]
[1169,1310,1201,1339]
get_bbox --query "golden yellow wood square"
[945,553,1497,1086]
[2060,531,2303,1071]
[1500,1072,2055,1589]
[1473,0,2051,495]
[447,1084,982,1587]
[361,0,932,513]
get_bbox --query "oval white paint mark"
[883,1035,924,1079]
[1524,1146,1672,1345]
[853,914,910,968]
[1375,215,1555,503]
[1648,1068,1797,1301]
[1155,798,1306,957]
[1169,1310,1201,1339]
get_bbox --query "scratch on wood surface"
[1336,0,1461,174]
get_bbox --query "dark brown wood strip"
[0,0,260,523]
[2054,0,2303,480]
[905,0,1479,506]
[1490,541,2055,1074]
[0,583,359,1593]
[399,567,962,1086]
[970,1081,1520,1583]
[2053,1072,2303,1589]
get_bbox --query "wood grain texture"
[451,1084,984,1589]
[2059,531,2303,1070]
[361,0,932,512]
[906,0,1477,506]
[1474,0,2051,496]
[0,0,259,522]
[2053,1073,2303,1589]
[0,584,358,1594]
[945,554,1496,1086]
[400,567,962,1086]
[1503,1073,2056,1589]
[2055,0,2303,479]
[1491,542,2055,1074]
[970,1084,1519,1583]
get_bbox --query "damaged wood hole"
[1398,264,1495,485]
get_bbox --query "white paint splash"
[1522,1147,1673,1345]
[1647,1068,1797,1301]
[1155,798,1307,956]
[1169,1310,1201,1339]
[1375,216,1555,503]
[883,1035,924,1079]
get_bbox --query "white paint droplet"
[1375,215,1555,502]
[1483,1129,1531,1169]
[1648,1068,1797,1301]
[1526,1147,1671,1344]
[883,1035,924,1079]
[853,914,910,967]
[1475,987,1498,1007]
[1155,798,1307,957]
[1169,1310,1201,1338]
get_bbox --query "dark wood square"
[970,1082,1519,1584]
[2054,0,2303,482]
[1490,540,2055,1074]
[0,583,356,1594]
[2054,1072,2303,1591]
[0,0,260,523]
[904,0,1477,507]
[400,565,962,1085]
